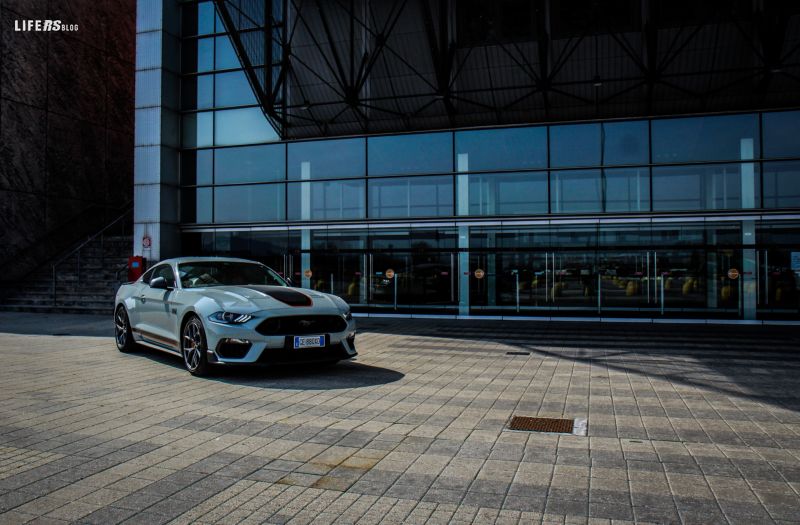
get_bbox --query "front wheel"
[182,315,210,376]
[114,305,137,353]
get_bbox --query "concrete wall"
[0,0,135,274]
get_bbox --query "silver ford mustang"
[114,257,356,376]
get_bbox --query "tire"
[114,305,137,353]
[182,315,210,377]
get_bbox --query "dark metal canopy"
[214,0,800,139]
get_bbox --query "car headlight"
[209,311,253,324]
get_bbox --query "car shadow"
[134,346,404,389]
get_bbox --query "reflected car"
[114,257,356,375]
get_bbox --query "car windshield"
[178,261,288,288]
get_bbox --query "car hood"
[191,285,343,314]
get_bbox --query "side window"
[152,265,176,287]
[140,267,156,283]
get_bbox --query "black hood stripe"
[241,285,313,307]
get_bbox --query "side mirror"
[149,276,169,290]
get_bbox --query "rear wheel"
[182,315,210,376]
[114,305,137,353]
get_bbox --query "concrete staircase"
[0,235,132,315]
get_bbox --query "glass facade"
[176,2,800,322]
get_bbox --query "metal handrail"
[52,207,133,305]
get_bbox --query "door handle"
[139,294,146,303]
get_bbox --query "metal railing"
[51,207,133,305]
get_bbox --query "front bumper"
[204,316,357,365]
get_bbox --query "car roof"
[158,256,264,266]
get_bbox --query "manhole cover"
[508,416,574,433]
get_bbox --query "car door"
[127,267,155,329]
[137,264,180,348]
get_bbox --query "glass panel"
[215,35,240,70]
[368,132,452,176]
[763,161,800,208]
[604,167,650,212]
[551,169,602,213]
[182,111,213,148]
[455,126,547,172]
[550,123,601,167]
[214,184,285,222]
[197,37,214,72]
[215,70,257,107]
[181,149,213,185]
[198,2,216,34]
[763,111,800,159]
[461,171,548,215]
[652,114,759,163]
[288,138,366,180]
[214,144,285,184]
[652,163,760,211]
[181,187,212,223]
[602,120,648,165]
[368,175,453,218]
[214,107,279,146]
[287,179,366,220]
[181,74,214,110]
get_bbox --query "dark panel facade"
[0,0,135,278]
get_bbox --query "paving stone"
[0,315,799,525]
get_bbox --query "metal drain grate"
[508,416,574,433]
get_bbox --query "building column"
[133,0,182,263]
[740,138,757,320]
[458,225,469,316]
[300,162,312,289]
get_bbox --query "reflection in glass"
[602,121,648,165]
[652,163,759,211]
[604,167,649,212]
[182,74,213,110]
[182,112,213,148]
[215,70,257,107]
[197,38,213,72]
[215,35,240,70]
[763,111,800,158]
[287,180,366,220]
[551,169,602,213]
[181,187,212,223]
[288,138,365,180]
[214,107,279,146]
[763,161,800,208]
[455,127,547,172]
[550,123,601,167]
[368,176,453,218]
[181,149,213,185]
[215,144,284,184]
[214,184,285,222]
[368,133,452,176]
[652,114,759,163]
[460,172,547,216]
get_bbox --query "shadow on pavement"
[357,318,800,411]
[135,345,404,389]
[0,312,110,337]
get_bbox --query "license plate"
[293,336,324,349]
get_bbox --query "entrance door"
[364,251,458,314]
[597,251,650,316]
[758,248,800,320]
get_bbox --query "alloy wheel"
[115,307,128,348]
[183,319,204,371]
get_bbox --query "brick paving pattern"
[0,315,799,524]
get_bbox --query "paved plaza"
[0,313,799,524]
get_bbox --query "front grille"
[256,315,348,336]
